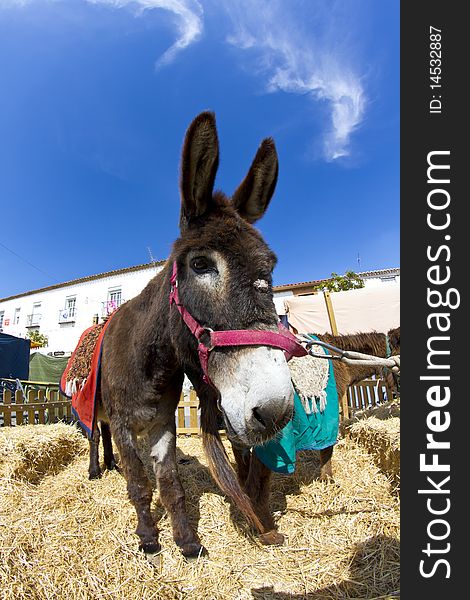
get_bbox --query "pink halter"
[169,261,307,385]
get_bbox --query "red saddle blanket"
[60,315,115,438]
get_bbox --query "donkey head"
[170,112,294,447]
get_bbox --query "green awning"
[29,352,69,385]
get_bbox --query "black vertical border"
[401,2,465,597]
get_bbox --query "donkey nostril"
[252,407,267,429]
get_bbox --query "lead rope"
[298,334,400,374]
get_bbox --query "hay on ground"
[348,416,400,491]
[340,399,400,433]
[1,424,399,599]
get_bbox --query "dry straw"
[349,417,400,492]
[1,423,399,599]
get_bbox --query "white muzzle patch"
[253,279,269,291]
[208,346,294,446]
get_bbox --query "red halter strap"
[169,261,307,384]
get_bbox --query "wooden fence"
[0,386,72,427]
[1,378,392,432]
[176,389,200,434]
[0,380,201,432]
[341,378,392,420]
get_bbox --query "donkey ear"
[180,111,219,229]
[232,138,279,224]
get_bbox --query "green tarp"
[29,352,69,385]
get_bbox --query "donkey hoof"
[88,469,102,480]
[106,460,121,473]
[181,543,207,561]
[140,541,162,555]
[259,530,285,546]
[319,473,336,485]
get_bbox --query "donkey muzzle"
[210,346,294,446]
[250,399,293,436]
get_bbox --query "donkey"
[229,328,401,540]
[94,112,304,559]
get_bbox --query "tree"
[312,271,364,293]
[27,330,49,348]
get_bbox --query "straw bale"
[340,400,400,433]
[349,417,400,491]
[0,423,87,484]
[0,424,399,599]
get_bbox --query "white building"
[358,268,400,287]
[0,264,399,355]
[0,262,164,354]
[272,268,400,296]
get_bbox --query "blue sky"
[0,0,399,298]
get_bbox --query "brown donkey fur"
[92,112,296,558]
[320,328,401,414]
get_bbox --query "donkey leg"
[111,425,160,554]
[149,422,205,559]
[88,424,102,480]
[319,445,334,482]
[231,443,251,487]
[244,452,284,546]
[100,421,119,472]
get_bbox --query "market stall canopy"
[0,333,31,379]
[284,283,400,334]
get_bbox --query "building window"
[380,276,396,284]
[59,296,77,323]
[103,287,123,316]
[26,303,42,327]
[0,311,4,331]
[66,296,76,315]
[14,308,21,325]
[108,288,122,307]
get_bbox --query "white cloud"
[222,0,366,161]
[2,0,365,159]
[87,0,203,67]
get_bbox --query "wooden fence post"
[323,291,339,335]
[189,389,198,430]
[340,391,349,420]
[3,389,12,426]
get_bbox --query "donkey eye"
[191,256,215,274]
